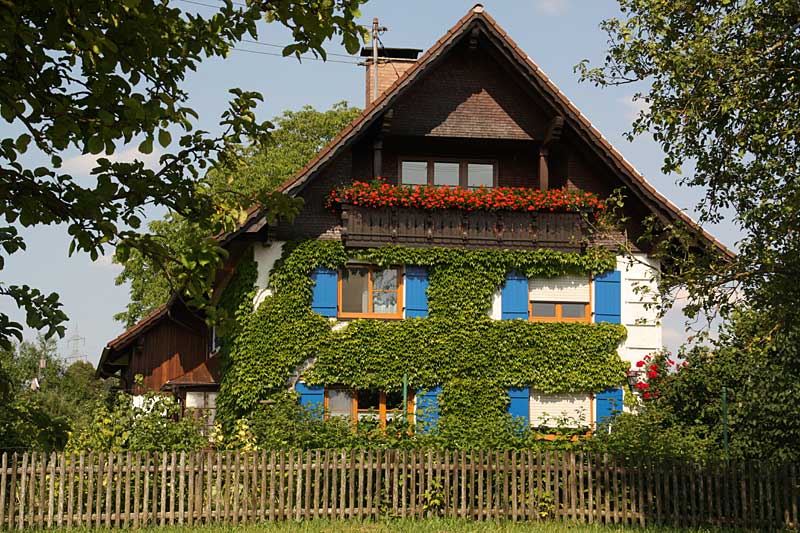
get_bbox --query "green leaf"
[138,136,153,155]
[158,129,171,148]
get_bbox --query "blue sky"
[1,0,740,363]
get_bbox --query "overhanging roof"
[234,3,731,258]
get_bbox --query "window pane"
[357,389,380,411]
[327,389,354,418]
[433,162,460,186]
[401,161,428,185]
[341,267,369,314]
[385,390,404,411]
[531,302,557,317]
[357,389,380,421]
[468,163,494,189]
[373,269,398,291]
[372,268,398,314]
[373,291,397,314]
[561,303,586,318]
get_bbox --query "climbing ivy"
[216,240,627,430]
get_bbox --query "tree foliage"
[0,0,367,347]
[577,0,800,324]
[0,336,112,451]
[114,102,361,327]
[594,311,800,461]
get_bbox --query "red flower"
[635,382,650,390]
[325,182,604,214]
[647,370,658,378]
[643,392,652,399]
[635,360,645,368]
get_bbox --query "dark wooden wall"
[121,305,209,393]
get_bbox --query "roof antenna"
[371,17,388,102]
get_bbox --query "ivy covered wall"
[216,240,628,430]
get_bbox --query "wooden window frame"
[323,387,414,429]
[398,157,498,189]
[529,277,592,323]
[337,265,404,319]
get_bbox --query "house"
[97,5,729,431]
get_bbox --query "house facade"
[98,5,728,432]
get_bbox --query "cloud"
[61,146,162,178]
[618,95,651,122]
[535,0,569,16]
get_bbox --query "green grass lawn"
[47,520,725,532]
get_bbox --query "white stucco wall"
[616,253,662,367]
[252,241,285,308]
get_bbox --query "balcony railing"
[340,204,587,250]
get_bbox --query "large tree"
[577,0,800,325]
[0,0,367,348]
[114,102,361,327]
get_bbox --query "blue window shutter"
[595,388,624,425]
[501,271,528,320]
[594,270,621,324]
[295,382,324,419]
[507,387,530,425]
[415,386,441,434]
[405,266,429,318]
[311,267,337,317]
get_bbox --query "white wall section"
[617,254,662,366]
[253,241,285,308]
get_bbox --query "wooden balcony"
[340,204,587,250]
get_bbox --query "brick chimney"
[360,47,422,105]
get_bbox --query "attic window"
[400,158,497,188]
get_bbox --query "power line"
[241,39,358,60]
[231,47,359,65]
[179,0,248,9]
[177,0,362,63]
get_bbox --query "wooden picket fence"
[0,450,797,529]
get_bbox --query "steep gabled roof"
[237,3,731,257]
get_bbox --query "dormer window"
[400,158,497,189]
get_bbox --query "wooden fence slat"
[337,450,346,520]
[277,450,285,521]
[290,450,299,521]
[37,452,46,529]
[0,453,6,530]
[365,449,373,519]
[7,454,17,531]
[328,451,337,521]
[320,450,329,520]
[17,453,27,531]
[303,450,312,521]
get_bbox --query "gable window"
[400,158,497,189]
[339,266,404,318]
[400,161,428,185]
[324,387,413,427]
[433,162,460,186]
[467,163,494,189]
[529,276,591,322]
